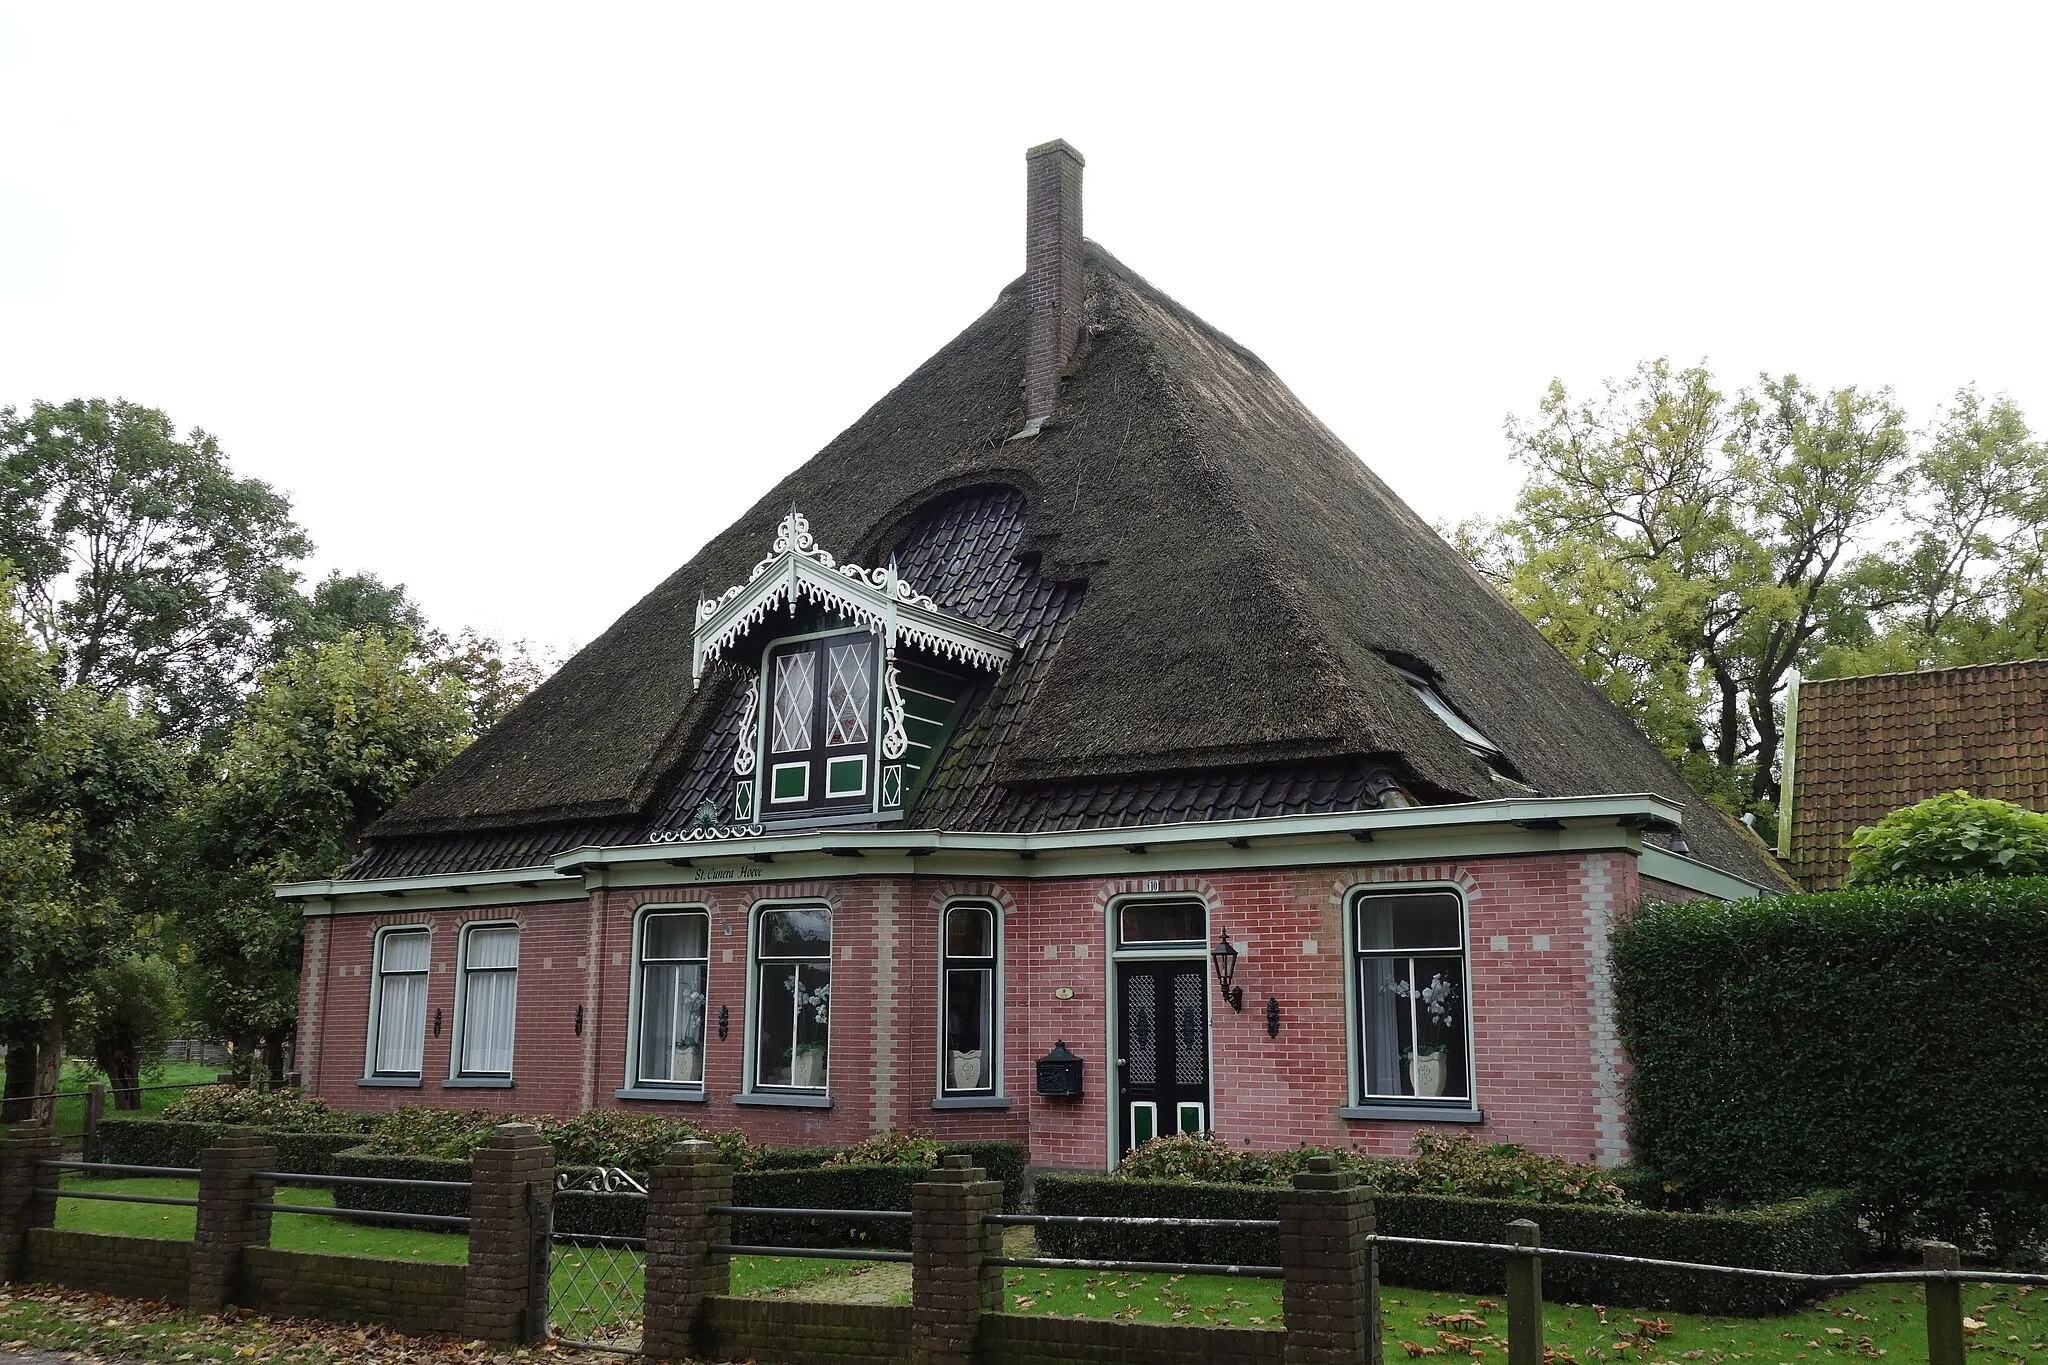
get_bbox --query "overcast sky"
[2,4,2043,659]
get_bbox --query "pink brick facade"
[299,849,1648,1168]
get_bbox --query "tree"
[0,398,312,744]
[1465,360,1904,817]
[431,628,550,731]
[71,953,183,1109]
[167,630,472,1077]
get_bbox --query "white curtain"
[374,932,429,1074]
[460,927,519,1074]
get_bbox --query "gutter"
[277,792,1739,911]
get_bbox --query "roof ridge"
[1804,656,2048,688]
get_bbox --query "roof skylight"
[1395,668,1503,760]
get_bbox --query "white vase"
[673,1044,702,1084]
[949,1049,984,1090]
[792,1048,825,1089]
[1411,1047,1448,1098]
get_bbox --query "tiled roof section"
[941,756,1406,832]
[1788,659,2048,890]
[343,819,642,880]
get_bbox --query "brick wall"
[25,1229,190,1304]
[980,1312,1285,1364]
[239,1246,465,1336]
[703,1296,912,1365]
[307,851,1650,1166]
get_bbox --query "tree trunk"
[96,1035,143,1111]
[263,1031,286,1087]
[1,1029,38,1121]
[32,1015,63,1125]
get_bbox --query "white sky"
[3,4,2043,659]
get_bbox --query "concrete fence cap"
[492,1122,539,1138]
[940,1154,973,1169]
[1307,1156,1335,1173]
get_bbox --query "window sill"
[358,1076,422,1089]
[615,1087,708,1103]
[443,1076,515,1089]
[732,1092,834,1110]
[929,1095,1013,1110]
[1340,1104,1483,1124]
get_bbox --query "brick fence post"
[0,1125,61,1282]
[910,1153,1002,1365]
[643,1138,733,1361]
[1281,1153,1380,1365]
[463,1122,556,1345]
[189,1126,277,1311]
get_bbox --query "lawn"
[1,1058,221,1145]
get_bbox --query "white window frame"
[363,925,431,1081]
[449,920,520,1082]
[1343,884,1477,1111]
[745,901,833,1095]
[622,903,712,1097]
[753,627,886,822]
[937,898,1002,1098]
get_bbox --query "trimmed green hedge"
[1035,1176,1856,1316]
[1612,877,2048,1255]
[99,1118,366,1180]
[328,1148,471,1221]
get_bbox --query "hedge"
[1612,876,2048,1256]
[99,1119,367,1181]
[1035,1176,1857,1317]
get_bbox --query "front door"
[1115,960,1210,1157]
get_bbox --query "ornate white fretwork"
[881,664,909,760]
[649,823,766,845]
[731,677,758,777]
[692,507,1015,683]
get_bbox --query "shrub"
[1036,1175,1856,1316]
[1111,1132,1625,1206]
[99,1117,372,1179]
[820,1130,941,1171]
[1846,790,2048,886]
[160,1085,372,1134]
[359,1105,760,1172]
[1613,876,2048,1258]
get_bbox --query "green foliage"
[70,955,183,1104]
[0,397,312,744]
[160,1084,372,1133]
[1037,1176,1855,1316]
[818,1129,941,1170]
[166,631,472,1054]
[1464,366,2048,817]
[98,1117,369,1175]
[1612,877,2048,1258]
[1111,1132,1626,1206]
[1845,790,2048,885]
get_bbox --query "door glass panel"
[1176,1102,1205,1135]
[1124,974,1157,1086]
[1119,900,1205,947]
[1172,971,1206,1085]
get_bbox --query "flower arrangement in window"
[1387,971,1461,1098]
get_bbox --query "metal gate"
[549,1168,648,1353]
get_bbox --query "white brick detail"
[1582,854,1627,1166]
[870,882,899,1133]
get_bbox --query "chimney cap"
[1025,138,1085,165]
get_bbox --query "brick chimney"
[1023,139,1084,426]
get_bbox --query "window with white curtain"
[634,909,710,1088]
[752,906,831,1091]
[368,929,430,1077]
[456,924,520,1077]
[1352,890,1471,1105]
[941,902,998,1095]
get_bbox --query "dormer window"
[766,632,877,812]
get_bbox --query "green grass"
[2,1059,221,1142]
[990,1271,2048,1363]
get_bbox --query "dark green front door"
[1115,959,1210,1157]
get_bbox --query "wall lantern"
[1211,931,1244,1013]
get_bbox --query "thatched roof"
[364,244,1787,889]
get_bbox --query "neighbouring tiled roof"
[1787,659,2048,890]
[346,244,1791,890]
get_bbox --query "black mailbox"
[1035,1039,1084,1098]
